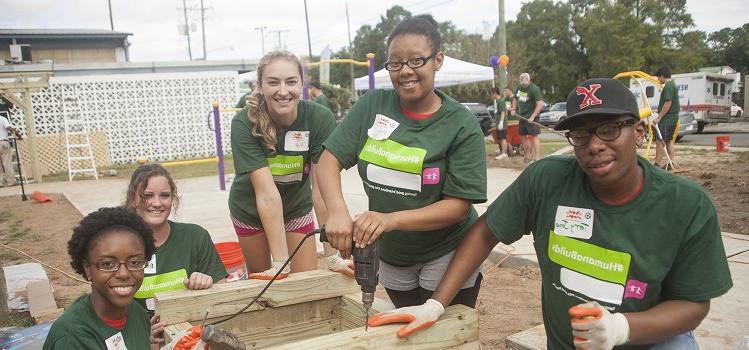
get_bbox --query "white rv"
[630,71,736,133]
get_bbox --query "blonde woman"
[228,50,352,279]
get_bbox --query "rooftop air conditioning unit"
[9,44,32,63]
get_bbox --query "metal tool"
[319,229,380,331]
[201,324,247,350]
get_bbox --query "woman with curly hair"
[228,50,352,280]
[43,207,155,350]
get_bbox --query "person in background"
[512,72,544,163]
[653,65,680,170]
[368,79,732,349]
[489,87,509,160]
[43,207,155,350]
[228,50,353,282]
[0,97,19,187]
[308,81,331,110]
[318,15,487,309]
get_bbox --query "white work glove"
[569,302,630,350]
[324,251,355,278]
[249,259,290,280]
[368,298,445,338]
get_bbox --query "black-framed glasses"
[565,119,638,147]
[384,53,437,72]
[87,258,148,272]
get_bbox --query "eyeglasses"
[384,53,437,72]
[87,258,148,272]
[565,119,638,147]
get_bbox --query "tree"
[506,0,585,102]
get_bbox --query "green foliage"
[322,3,746,107]
[320,84,353,120]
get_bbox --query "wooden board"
[26,280,63,323]
[156,270,359,325]
[340,293,394,330]
[265,304,479,350]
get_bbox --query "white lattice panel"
[7,71,238,169]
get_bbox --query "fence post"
[212,101,226,191]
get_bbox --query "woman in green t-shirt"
[227,50,353,281]
[318,15,487,309]
[43,207,154,350]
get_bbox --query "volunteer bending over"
[228,50,352,280]
[318,15,487,309]
[43,207,154,350]
[370,78,732,349]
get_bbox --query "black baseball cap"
[555,78,639,131]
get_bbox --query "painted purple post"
[211,101,226,191]
[367,53,375,91]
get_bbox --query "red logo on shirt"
[576,84,603,109]
[566,210,582,220]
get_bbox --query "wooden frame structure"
[157,270,479,349]
[0,72,51,182]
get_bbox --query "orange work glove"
[569,302,630,350]
[324,251,355,278]
[367,298,444,338]
[249,259,290,281]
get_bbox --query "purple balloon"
[489,55,500,67]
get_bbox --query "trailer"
[630,71,737,133]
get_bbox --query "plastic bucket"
[716,135,730,152]
[215,242,248,282]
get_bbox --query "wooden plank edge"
[265,304,479,350]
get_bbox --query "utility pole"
[107,0,114,30]
[498,0,507,89]
[200,0,207,60]
[303,0,313,59]
[268,30,290,49]
[346,2,356,100]
[254,26,267,55]
[182,0,193,60]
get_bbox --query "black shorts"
[493,128,507,140]
[656,123,677,142]
[519,119,541,136]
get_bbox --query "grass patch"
[42,155,236,183]
[0,312,35,328]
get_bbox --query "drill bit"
[363,293,373,332]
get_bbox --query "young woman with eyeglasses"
[317,15,487,309]
[43,207,155,350]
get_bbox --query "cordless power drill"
[319,228,380,330]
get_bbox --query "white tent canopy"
[354,55,494,90]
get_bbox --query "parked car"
[731,103,743,118]
[461,102,493,136]
[676,111,698,141]
[538,102,567,126]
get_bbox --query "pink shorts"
[231,212,316,237]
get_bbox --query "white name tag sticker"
[144,254,156,274]
[105,332,128,350]
[367,114,399,141]
[554,205,594,239]
[284,131,310,151]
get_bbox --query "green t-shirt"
[516,84,544,118]
[235,92,250,109]
[485,156,732,350]
[134,221,227,312]
[658,79,680,125]
[313,94,330,110]
[324,89,487,266]
[228,100,336,226]
[43,295,150,350]
[490,99,506,128]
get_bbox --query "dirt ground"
[1,147,743,348]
